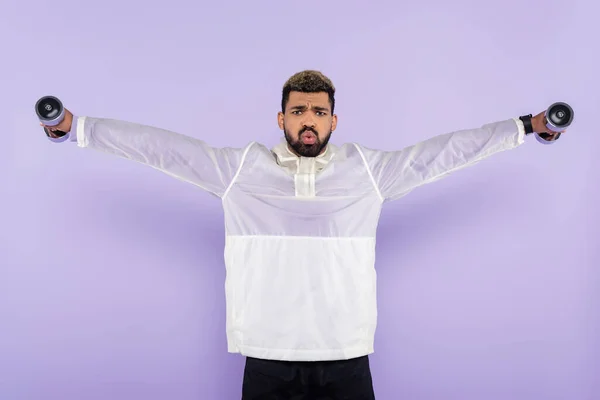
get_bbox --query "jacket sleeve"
[355,118,531,202]
[62,116,253,198]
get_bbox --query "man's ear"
[331,114,338,131]
[277,111,284,130]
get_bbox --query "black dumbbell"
[537,102,574,141]
[35,96,69,142]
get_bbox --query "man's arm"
[52,114,254,198]
[356,117,552,202]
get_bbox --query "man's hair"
[281,70,336,114]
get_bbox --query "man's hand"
[40,108,74,138]
[531,110,565,141]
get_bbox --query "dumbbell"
[35,95,69,142]
[537,102,574,142]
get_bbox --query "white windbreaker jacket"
[58,115,551,362]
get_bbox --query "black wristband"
[519,114,534,135]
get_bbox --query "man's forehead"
[288,92,330,108]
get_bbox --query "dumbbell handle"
[44,127,68,138]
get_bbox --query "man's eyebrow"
[290,105,330,112]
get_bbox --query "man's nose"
[301,116,316,127]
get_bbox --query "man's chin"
[292,143,322,157]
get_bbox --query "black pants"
[241,355,376,399]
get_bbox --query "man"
[42,70,565,399]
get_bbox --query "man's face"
[278,91,337,157]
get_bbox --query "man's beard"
[284,125,331,158]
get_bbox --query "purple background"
[1,0,598,399]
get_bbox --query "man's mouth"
[301,131,317,145]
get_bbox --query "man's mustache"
[300,127,318,135]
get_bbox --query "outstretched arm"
[356,115,561,202]
[47,112,254,198]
